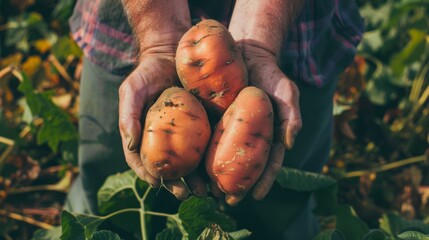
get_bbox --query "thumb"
[273,78,302,149]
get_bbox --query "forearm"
[229,0,304,60]
[122,0,191,58]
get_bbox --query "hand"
[214,42,302,205]
[118,53,207,200]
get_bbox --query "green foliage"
[18,73,78,152]
[358,0,428,107]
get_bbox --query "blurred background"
[0,0,428,239]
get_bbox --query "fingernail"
[126,136,136,151]
[289,131,298,149]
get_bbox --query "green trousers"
[65,57,338,240]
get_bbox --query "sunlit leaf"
[34,39,52,54]
[18,72,78,151]
[31,227,62,240]
[380,212,429,236]
[397,231,429,240]
[22,56,42,78]
[390,29,427,77]
[52,36,82,61]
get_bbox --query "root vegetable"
[205,86,274,204]
[140,87,211,180]
[176,19,248,117]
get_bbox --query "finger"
[120,131,160,187]
[275,79,302,149]
[252,141,285,201]
[225,193,246,206]
[185,172,207,197]
[163,179,190,200]
[118,76,146,152]
[210,180,224,198]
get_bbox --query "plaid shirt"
[69,0,364,87]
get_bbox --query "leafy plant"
[32,170,251,240]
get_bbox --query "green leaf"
[52,0,78,25]
[364,230,386,240]
[359,3,392,30]
[397,231,429,240]
[365,68,399,106]
[52,36,83,61]
[97,170,138,213]
[31,227,62,240]
[380,212,429,236]
[390,29,427,77]
[228,229,252,240]
[60,210,104,240]
[276,167,336,191]
[197,224,233,240]
[97,170,145,235]
[18,73,78,152]
[91,230,122,240]
[178,197,235,240]
[155,228,182,240]
[335,205,370,240]
[276,167,338,215]
[61,139,78,166]
[360,30,384,52]
[313,229,345,240]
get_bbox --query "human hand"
[118,53,207,200]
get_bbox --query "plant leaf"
[97,170,143,234]
[364,230,386,240]
[228,229,252,240]
[276,167,336,191]
[178,197,235,240]
[197,224,233,240]
[390,29,427,77]
[18,72,78,152]
[91,230,122,240]
[314,229,345,240]
[52,36,82,61]
[60,210,104,240]
[335,205,370,240]
[380,212,429,236]
[397,231,429,240]
[97,170,138,213]
[31,227,62,240]
[276,167,338,215]
[155,228,182,240]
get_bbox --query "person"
[65,0,364,239]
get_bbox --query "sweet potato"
[176,19,248,117]
[140,87,211,180]
[205,86,273,202]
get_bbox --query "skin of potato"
[140,87,211,180]
[205,86,274,195]
[176,19,248,117]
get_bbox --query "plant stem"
[0,209,54,230]
[343,154,427,178]
[139,185,152,240]
[0,136,15,172]
[142,185,152,202]
[100,208,141,220]
[145,211,175,218]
